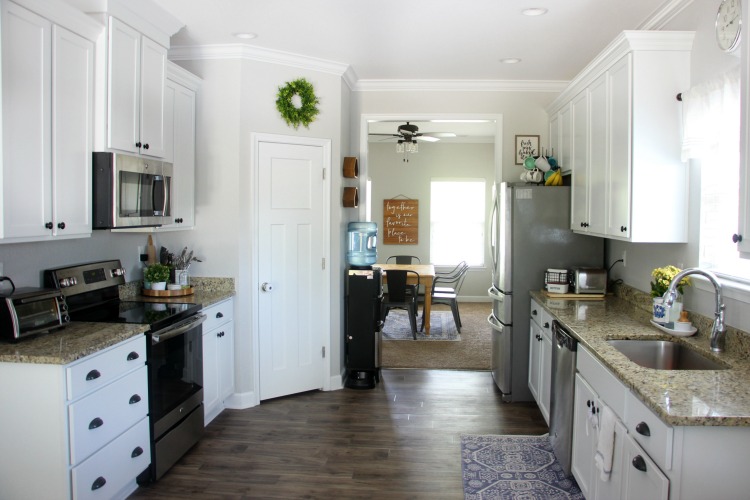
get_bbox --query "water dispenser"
[347,222,378,268]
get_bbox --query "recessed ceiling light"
[522,8,548,16]
[500,58,522,64]
[233,32,257,40]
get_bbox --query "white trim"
[166,61,201,90]
[250,133,333,401]
[693,272,750,304]
[169,43,351,76]
[354,79,568,93]
[637,0,695,30]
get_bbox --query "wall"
[368,142,494,299]
[606,0,749,331]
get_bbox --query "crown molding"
[353,79,569,92]
[168,44,351,77]
[638,0,695,29]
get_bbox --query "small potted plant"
[650,265,690,323]
[144,263,171,290]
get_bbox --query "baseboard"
[224,390,258,409]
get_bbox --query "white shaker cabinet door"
[52,25,93,238]
[107,17,140,154]
[606,54,633,239]
[138,35,167,158]
[1,1,52,239]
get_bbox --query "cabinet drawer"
[71,416,151,500]
[576,345,626,417]
[622,432,669,500]
[625,390,673,471]
[68,365,148,465]
[202,298,233,332]
[67,335,146,401]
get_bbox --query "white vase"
[652,297,667,323]
[151,281,167,290]
[174,269,189,286]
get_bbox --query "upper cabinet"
[107,17,167,158]
[0,0,99,243]
[738,0,750,256]
[548,31,693,243]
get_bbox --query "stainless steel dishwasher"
[549,320,577,476]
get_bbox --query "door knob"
[261,282,273,292]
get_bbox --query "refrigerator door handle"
[487,313,504,332]
[489,195,498,271]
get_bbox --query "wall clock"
[716,0,742,53]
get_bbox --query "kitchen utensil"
[146,235,156,265]
[524,156,537,170]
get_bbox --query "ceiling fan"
[369,122,457,143]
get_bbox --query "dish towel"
[594,404,616,481]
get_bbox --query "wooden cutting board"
[542,290,605,300]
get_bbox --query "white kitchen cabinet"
[0,335,149,500]
[107,16,167,158]
[203,298,235,424]
[737,0,750,256]
[548,31,692,242]
[157,63,200,230]
[621,432,669,500]
[0,0,96,243]
[528,299,552,424]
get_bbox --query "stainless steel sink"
[606,339,728,370]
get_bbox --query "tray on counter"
[142,287,195,297]
[542,290,605,300]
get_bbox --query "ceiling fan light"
[396,142,405,154]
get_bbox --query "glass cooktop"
[71,300,201,328]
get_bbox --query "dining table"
[375,263,436,335]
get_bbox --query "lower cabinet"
[528,299,552,424]
[202,298,235,424]
[621,432,669,500]
[0,335,149,499]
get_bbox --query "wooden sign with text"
[383,199,418,244]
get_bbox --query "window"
[430,179,485,266]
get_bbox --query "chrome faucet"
[662,268,726,352]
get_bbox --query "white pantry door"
[258,140,327,400]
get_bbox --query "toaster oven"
[571,268,607,294]
[0,286,69,341]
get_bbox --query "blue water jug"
[347,222,378,267]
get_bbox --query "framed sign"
[383,199,418,244]
[515,135,540,165]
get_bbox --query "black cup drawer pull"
[86,369,101,381]
[635,421,651,436]
[131,446,144,458]
[129,394,142,404]
[216,312,224,318]
[632,455,647,472]
[127,351,140,361]
[91,476,106,491]
[88,417,104,430]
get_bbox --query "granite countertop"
[531,290,750,427]
[0,279,235,366]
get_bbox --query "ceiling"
[152,0,692,83]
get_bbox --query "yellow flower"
[650,265,691,298]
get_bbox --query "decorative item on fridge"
[545,268,570,294]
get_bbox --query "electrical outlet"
[137,246,147,262]
[621,250,627,268]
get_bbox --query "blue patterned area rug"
[382,310,459,341]
[461,434,584,500]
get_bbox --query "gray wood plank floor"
[131,369,548,499]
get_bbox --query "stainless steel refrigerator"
[487,182,603,402]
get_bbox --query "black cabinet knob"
[129,394,142,404]
[620,225,627,232]
[127,351,139,361]
[543,322,550,329]
[57,222,65,230]
[91,476,107,491]
[135,141,142,148]
[131,446,144,458]
[635,421,651,436]
[580,222,585,228]
[532,309,538,316]
[88,417,104,430]
[733,233,743,243]
[86,369,101,381]
[143,143,150,150]
[632,455,647,472]
[216,312,224,318]
[45,221,53,229]
[586,400,592,407]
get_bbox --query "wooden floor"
[131,369,548,499]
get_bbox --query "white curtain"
[681,67,740,162]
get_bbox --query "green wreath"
[275,78,320,129]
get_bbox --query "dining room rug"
[461,434,584,500]
[382,310,459,341]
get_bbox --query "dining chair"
[433,261,469,294]
[421,264,468,333]
[386,255,421,264]
[382,270,420,339]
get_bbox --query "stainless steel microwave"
[92,152,173,229]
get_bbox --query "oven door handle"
[151,314,207,344]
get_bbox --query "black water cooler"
[345,268,383,389]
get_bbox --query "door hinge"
[322,257,326,270]
[322,346,326,358]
